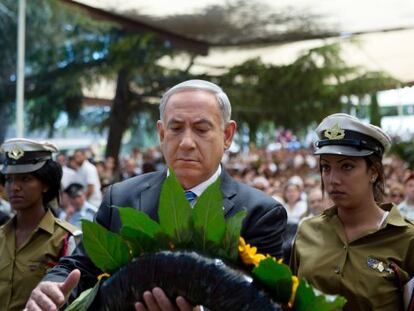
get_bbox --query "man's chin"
[173,169,203,188]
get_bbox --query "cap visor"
[1,161,46,174]
[314,145,373,157]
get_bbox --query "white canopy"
[75,0,414,83]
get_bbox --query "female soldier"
[0,138,80,311]
[291,113,414,311]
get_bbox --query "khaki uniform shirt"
[291,203,414,311]
[0,209,81,311]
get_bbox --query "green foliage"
[119,207,167,256]
[253,258,292,303]
[82,220,130,272]
[220,209,246,260]
[253,258,347,310]
[294,279,346,311]
[64,279,101,311]
[192,178,226,252]
[158,171,193,245]
[216,43,399,139]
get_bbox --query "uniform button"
[343,245,347,249]
[334,266,341,274]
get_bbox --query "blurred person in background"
[398,173,414,220]
[291,113,414,311]
[387,182,405,205]
[72,149,102,209]
[282,181,307,223]
[305,187,330,217]
[103,156,118,184]
[63,183,96,229]
[251,176,270,192]
[0,138,80,311]
[121,158,139,181]
[0,172,12,225]
[56,153,79,191]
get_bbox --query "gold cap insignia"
[8,144,25,160]
[324,123,345,140]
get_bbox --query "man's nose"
[179,130,196,149]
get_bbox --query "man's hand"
[135,287,199,311]
[24,269,81,311]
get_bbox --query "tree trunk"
[369,93,381,127]
[105,68,131,164]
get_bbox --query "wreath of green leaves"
[66,171,345,311]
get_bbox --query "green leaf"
[118,207,163,238]
[64,280,100,311]
[293,279,347,311]
[120,226,171,257]
[158,170,192,244]
[192,178,226,252]
[253,257,293,304]
[82,220,130,272]
[120,227,155,257]
[222,210,246,260]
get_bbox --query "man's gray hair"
[159,79,232,125]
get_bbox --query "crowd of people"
[22,138,411,230]
[0,79,413,310]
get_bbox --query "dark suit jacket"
[44,168,286,297]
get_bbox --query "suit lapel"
[140,170,166,221]
[220,169,237,217]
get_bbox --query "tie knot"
[185,191,197,203]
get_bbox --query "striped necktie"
[185,191,197,206]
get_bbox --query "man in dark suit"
[25,80,286,311]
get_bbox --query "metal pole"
[16,0,26,137]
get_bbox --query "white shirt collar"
[167,165,222,197]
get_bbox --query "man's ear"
[157,120,164,143]
[223,121,237,149]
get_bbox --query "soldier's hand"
[134,287,199,311]
[24,269,81,311]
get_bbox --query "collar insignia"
[324,123,345,140]
[367,257,393,274]
[8,144,25,160]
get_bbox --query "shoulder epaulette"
[55,218,82,237]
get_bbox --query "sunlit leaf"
[253,257,292,304]
[119,207,163,238]
[82,220,130,272]
[158,170,192,244]
[222,210,246,260]
[293,279,347,311]
[64,279,100,311]
[192,178,225,251]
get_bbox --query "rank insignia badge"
[367,257,393,274]
[324,123,345,140]
[8,144,24,160]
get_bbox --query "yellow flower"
[287,275,299,308]
[97,272,111,281]
[238,237,266,267]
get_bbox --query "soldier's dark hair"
[31,159,63,206]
